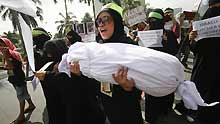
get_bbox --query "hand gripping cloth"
[58,42,219,110]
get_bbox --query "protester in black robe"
[189,0,220,123]
[145,9,179,124]
[32,27,51,71]
[35,39,105,124]
[94,4,143,124]
[65,29,82,46]
[71,3,143,124]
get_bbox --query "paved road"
[0,55,194,124]
[0,77,48,124]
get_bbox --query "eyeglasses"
[96,16,112,27]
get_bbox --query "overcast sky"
[0,0,93,34]
[0,0,207,35]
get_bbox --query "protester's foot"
[24,105,36,114]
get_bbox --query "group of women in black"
[35,4,143,124]
[34,1,220,124]
[33,3,180,124]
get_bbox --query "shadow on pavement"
[25,121,43,124]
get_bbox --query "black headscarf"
[209,0,220,5]
[95,8,127,43]
[66,29,82,44]
[43,39,68,63]
[32,27,51,50]
[148,9,165,30]
[202,6,220,20]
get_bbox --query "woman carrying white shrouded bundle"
[59,42,219,111]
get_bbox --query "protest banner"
[124,6,146,26]
[193,16,220,41]
[138,29,163,47]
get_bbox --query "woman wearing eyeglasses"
[71,3,143,124]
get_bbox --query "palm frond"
[32,0,42,5]
[38,15,44,21]
[59,12,66,19]
[2,9,10,21]
[37,6,43,13]
[11,15,18,31]
[69,0,74,3]
[55,20,65,24]
[29,17,38,28]
[53,0,58,4]
[0,5,6,13]
[79,0,91,6]
[20,13,31,27]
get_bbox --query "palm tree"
[0,0,43,31]
[81,12,93,23]
[98,0,121,6]
[0,0,43,77]
[2,31,21,46]
[53,0,92,36]
[55,12,77,37]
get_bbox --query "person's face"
[164,12,173,22]
[96,12,114,40]
[147,18,159,30]
[65,35,72,46]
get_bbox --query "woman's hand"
[112,67,135,91]
[35,70,46,81]
[53,63,59,72]
[70,61,81,76]
[189,31,198,41]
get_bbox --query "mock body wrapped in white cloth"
[58,42,218,110]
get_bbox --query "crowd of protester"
[0,0,220,124]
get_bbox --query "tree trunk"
[92,0,96,19]
[64,0,68,18]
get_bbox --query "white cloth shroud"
[58,42,219,110]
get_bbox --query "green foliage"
[81,12,93,23]
[53,32,64,39]
[55,12,77,37]
[79,0,92,6]
[2,31,21,47]
[99,0,121,6]
[0,0,43,31]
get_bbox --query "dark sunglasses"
[96,16,112,26]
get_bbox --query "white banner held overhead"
[124,6,146,26]
[193,16,220,41]
[0,0,37,17]
[18,14,35,72]
[138,29,163,47]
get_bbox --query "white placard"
[193,16,220,41]
[32,61,53,91]
[0,0,37,17]
[124,6,146,26]
[138,29,163,47]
